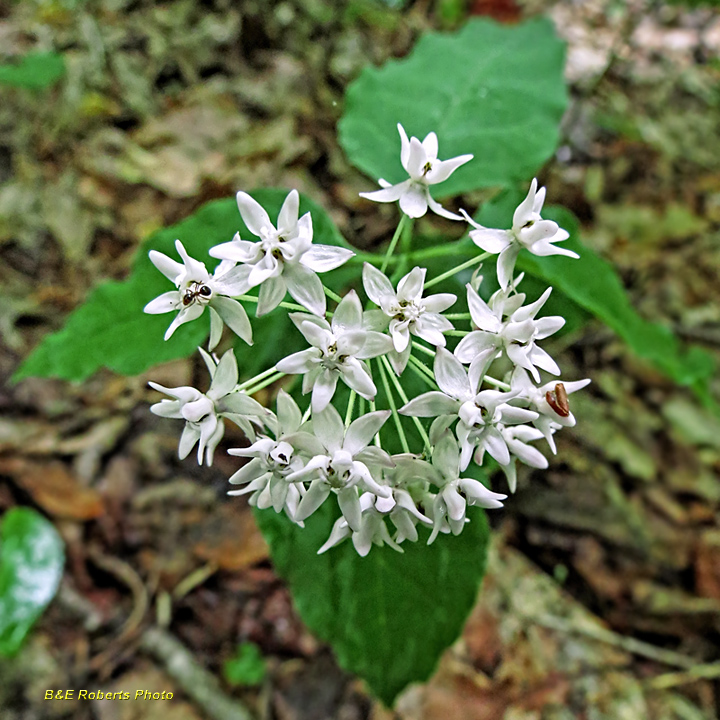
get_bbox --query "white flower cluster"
[145,124,589,556]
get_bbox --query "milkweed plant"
[144,123,590,557]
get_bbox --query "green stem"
[380,355,431,453]
[445,330,469,337]
[423,252,490,290]
[407,354,438,389]
[408,355,438,390]
[345,390,357,427]
[445,312,472,320]
[323,285,343,304]
[301,404,312,424]
[483,375,511,391]
[380,215,408,273]
[369,397,381,448]
[376,358,410,454]
[411,341,436,360]
[237,294,307,313]
[244,371,285,395]
[237,365,281,391]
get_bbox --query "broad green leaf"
[475,191,716,395]
[0,52,65,90]
[15,190,354,383]
[339,17,567,198]
[0,507,65,657]
[255,501,490,706]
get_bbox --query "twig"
[645,662,720,691]
[140,626,256,720]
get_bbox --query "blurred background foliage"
[2,0,720,718]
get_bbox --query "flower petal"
[360,181,409,204]
[144,291,180,315]
[256,275,287,316]
[312,403,345,453]
[212,296,252,344]
[164,303,204,340]
[344,410,391,456]
[312,369,339,413]
[427,194,463,221]
[301,245,355,273]
[426,154,473,184]
[399,185,428,218]
[396,266,425,302]
[149,251,184,283]
[237,191,274,238]
[332,290,363,333]
[362,263,395,307]
[277,189,299,234]
[285,263,326,316]
[340,358,376,399]
[209,349,239,399]
[399,391,459,417]
[276,347,319,374]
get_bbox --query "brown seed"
[545,383,570,417]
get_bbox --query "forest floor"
[2,0,720,718]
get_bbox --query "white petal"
[296,480,331,522]
[422,293,456,313]
[399,185,428,218]
[497,244,520,291]
[276,347,319,374]
[398,124,411,168]
[278,189,299,233]
[405,136,427,179]
[396,267,425,302]
[458,478,506,509]
[344,410,391,456]
[149,250,184,283]
[399,391,459,417]
[208,306,223,351]
[312,370,339,413]
[301,245,355,273]
[212,263,252,296]
[285,263,326,316]
[338,488,362,532]
[426,154,473,184]
[209,349,238,399]
[256,275,287,316]
[421,131,438,160]
[484,429,511,466]
[144,291,180,315]
[434,348,472,400]
[248,253,278,287]
[427,195,463,221]
[468,226,512,254]
[388,345,411,376]
[212,296,253,345]
[512,178,538,230]
[360,181,410,203]
[332,290,363,333]
[362,263,395,307]
[164,303,204,340]
[454,331,498,364]
[237,191,274,238]
[312,403,345,453]
[356,331,394,360]
[174,240,208,282]
[276,389,302,435]
[340,358,376,399]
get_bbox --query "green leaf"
[255,501,490,706]
[15,190,351,383]
[475,191,715,395]
[222,642,267,687]
[0,52,65,90]
[339,17,567,197]
[0,507,65,657]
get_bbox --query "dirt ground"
[2,0,720,718]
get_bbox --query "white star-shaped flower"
[209,190,354,316]
[286,404,394,531]
[276,290,393,413]
[148,349,266,466]
[360,124,473,220]
[362,263,456,374]
[510,367,591,454]
[144,240,252,350]
[462,178,579,289]
[454,282,565,383]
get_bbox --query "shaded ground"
[2,0,720,718]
